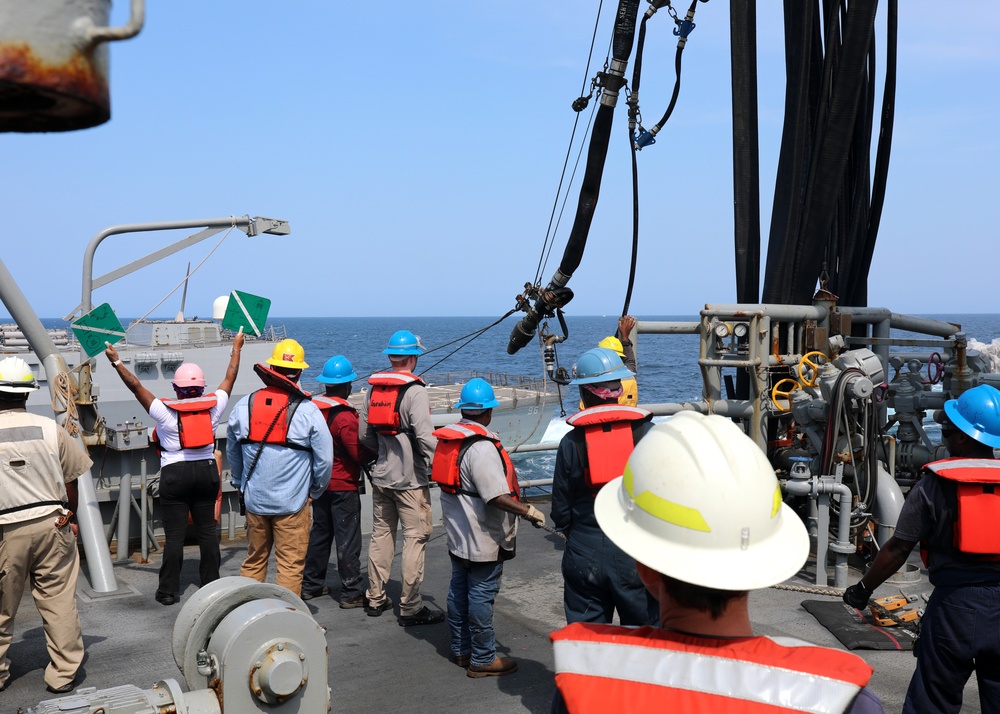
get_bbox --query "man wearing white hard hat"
[0,357,92,695]
[551,411,883,713]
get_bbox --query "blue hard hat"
[944,384,1000,448]
[383,329,426,356]
[569,347,634,385]
[454,377,500,410]
[316,355,357,384]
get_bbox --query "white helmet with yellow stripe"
[594,411,808,591]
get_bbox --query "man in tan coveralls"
[0,356,92,694]
[359,330,444,626]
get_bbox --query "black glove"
[843,581,871,609]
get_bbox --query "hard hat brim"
[0,383,39,394]
[453,398,500,410]
[382,347,424,356]
[944,399,1000,448]
[316,372,357,384]
[594,475,810,591]
[568,364,634,386]
[266,357,309,369]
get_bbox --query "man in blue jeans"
[432,378,546,677]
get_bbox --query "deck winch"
[27,577,330,714]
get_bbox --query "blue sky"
[1,1,997,321]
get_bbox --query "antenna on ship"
[174,261,191,322]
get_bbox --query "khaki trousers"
[366,485,432,616]
[240,503,311,596]
[0,514,84,690]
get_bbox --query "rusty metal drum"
[0,0,143,132]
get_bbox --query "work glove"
[843,581,872,609]
[524,505,546,528]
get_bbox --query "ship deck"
[1,494,983,713]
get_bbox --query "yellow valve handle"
[771,378,800,413]
[797,350,829,387]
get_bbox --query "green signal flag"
[221,290,271,337]
[72,303,126,358]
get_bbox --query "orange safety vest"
[551,623,873,714]
[159,394,218,449]
[923,458,1000,557]
[566,405,652,490]
[431,421,520,500]
[367,372,423,436]
[312,394,356,426]
[242,364,309,448]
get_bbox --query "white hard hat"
[594,411,808,591]
[0,356,39,394]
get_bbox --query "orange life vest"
[159,394,218,449]
[242,364,309,448]
[367,372,423,436]
[431,421,520,500]
[312,395,356,426]
[551,622,872,714]
[566,405,652,490]
[923,458,1000,557]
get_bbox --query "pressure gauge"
[733,322,749,339]
[714,323,731,338]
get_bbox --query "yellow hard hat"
[597,335,625,358]
[266,339,308,370]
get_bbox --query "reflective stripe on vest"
[160,395,218,449]
[431,422,520,500]
[927,458,1000,555]
[367,372,423,435]
[552,624,871,714]
[312,395,356,426]
[0,420,69,519]
[566,405,651,490]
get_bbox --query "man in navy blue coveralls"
[844,384,1000,714]
[551,347,657,626]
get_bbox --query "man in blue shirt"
[227,339,332,597]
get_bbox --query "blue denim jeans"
[447,556,504,667]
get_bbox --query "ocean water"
[272,313,1000,484]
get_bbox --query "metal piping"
[0,257,119,593]
[80,215,260,315]
[784,477,854,588]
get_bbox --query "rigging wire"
[533,0,609,286]
[540,103,599,283]
[417,310,518,376]
[125,225,237,330]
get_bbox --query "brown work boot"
[467,657,518,678]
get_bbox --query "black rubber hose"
[844,0,897,307]
[508,0,642,355]
[781,0,879,306]
[730,0,761,305]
